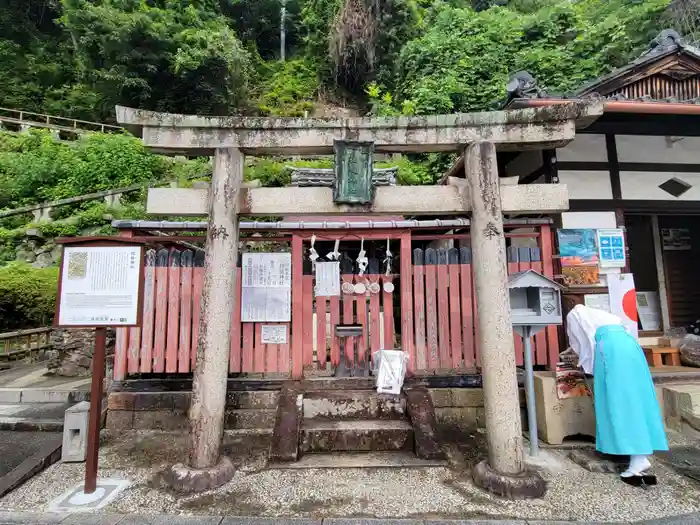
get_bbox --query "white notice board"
[241,253,292,322]
[314,262,340,297]
[57,245,143,327]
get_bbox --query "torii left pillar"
[165,148,243,492]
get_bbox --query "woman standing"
[566,304,668,484]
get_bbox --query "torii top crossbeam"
[115,102,603,156]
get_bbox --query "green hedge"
[0,263,58,332]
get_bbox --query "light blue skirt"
[593,325,669,455]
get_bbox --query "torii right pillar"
[465,141,546,498]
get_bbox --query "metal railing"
[0,107,122,135]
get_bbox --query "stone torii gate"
[116,101,602,497]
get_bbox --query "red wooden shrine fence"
[114,225,558,381]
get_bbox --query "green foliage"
[256,59,319,116]
[393,0,669,114]
[0,130,169,208]
[245,158,334,187]
[0,263,58,331]
[59,0,252,116]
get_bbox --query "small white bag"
[372,349,409,395]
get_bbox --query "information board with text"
[57,245,143,327]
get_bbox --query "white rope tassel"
[309,234,319,262]
[383,238,392,275]
[357,238,368,276]
[327,239,340,261]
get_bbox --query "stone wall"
[48,328,115,377]
[429,387,526,432]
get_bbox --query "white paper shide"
[58,246,143,326]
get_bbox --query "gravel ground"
[1,429,700,523]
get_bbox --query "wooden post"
[291,234,304,379]
[85,327,106,494]
[189,148,243,470]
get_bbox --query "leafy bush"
[0,130,169,208]
[0,263,58,331]
[256,59,319,117]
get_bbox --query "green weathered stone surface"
[333,141,374,205]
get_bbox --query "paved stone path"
[0,513,699,524]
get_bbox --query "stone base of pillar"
[472,460,546,499]
[163,456,234,493]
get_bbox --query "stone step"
[224,408,276,430]
[662,383,700,435]
[300,419,413,453]
[303,390,406,420]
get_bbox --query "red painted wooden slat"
[316,295,327,368]
[540,225,560,368]
[165,252,181,373]
[342,274,355,365]
[448,263,463,370]
[424,264,438,369]
[291,235,304,379]
[153,255,169,373]
[229,271,242,373]
[242,323,254,373]
[381,275,395,350]
[531,260,548,366]
[368,281,381,355]
[413,263,427,370]
[278,324,290,374]
[508,261,524,367]
[302,275,314,366]
[436,262,451,369]
[400,233,415,372]
[460,264,475,369]
[178,254,193,374]
[254,323,265,373]
[127,327,141,375]
[329,295,341,366]
[355,276,368,367]
[191,266,204,370]
[266,323,279,374]
[114,328,127,380]
[139,251,156,373]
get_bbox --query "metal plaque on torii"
[333,140,374,204]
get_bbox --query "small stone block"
[533,371,595,445]
[163,456,235,493]
[424,519,524,525]
[269,384,304,462]
[323,518,422,525]
[472,459,547,499]
[0,511,66,524]
[120,515,224,525]
[61,513,127,524]
[62,401,90,462]
[222,519,321,525]
[405,388,445,460]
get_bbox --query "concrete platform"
[0,431,62,498]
